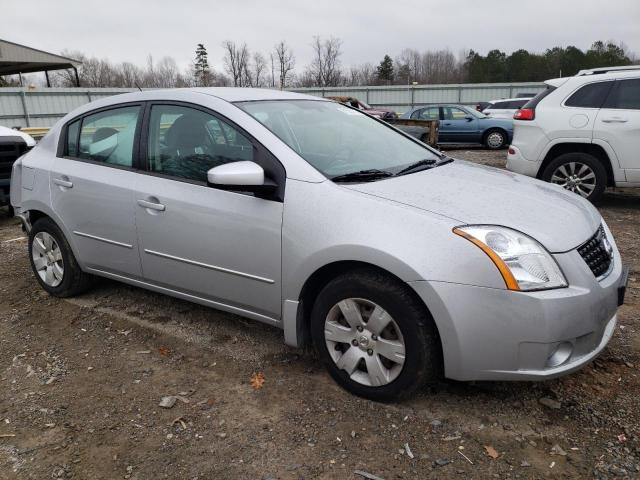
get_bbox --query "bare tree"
[308,36,343,87]
[274,41,295,89]
[222,40,250,87]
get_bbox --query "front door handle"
[53,178,73,188]
[137,199,166,212]
[601,118,628,123]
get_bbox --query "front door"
[50,104,143,277]
[135,103,283,319]
[440,106,479,143]
[594,78,640,182]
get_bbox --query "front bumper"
[410,236,625,381]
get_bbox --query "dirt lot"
[1,149,639,480]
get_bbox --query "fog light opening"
[546,342,573,368]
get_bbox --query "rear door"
[594,78,640,182]
[50,104,143,277]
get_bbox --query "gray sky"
[4,0,639,72]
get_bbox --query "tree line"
[1,38,635,89]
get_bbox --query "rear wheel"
[541,152,606,203]
[28,217,93,297]
[483,129,507,149]
[310,269,441,401]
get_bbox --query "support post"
[73,67,80,87]
[45,70,51,88]
[20,90,30,127]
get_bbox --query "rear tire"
[483,129,507,149]
[310,268,441,401]
[28,217,93,297]
[541,152,606,203]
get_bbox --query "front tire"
[483,129,507,149]
[28,217,93,297]
[541,152,606,203]
[310,269,441,401]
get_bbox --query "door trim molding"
[143,248,275,284]
[73,231,133,249]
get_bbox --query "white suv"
[507,66,640,202]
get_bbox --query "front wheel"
[541,152,607,203]
[310,269,441,401]
[483,129,507,149]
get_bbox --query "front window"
[236,100,441,179]
[147,104,254,183]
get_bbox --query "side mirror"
[464,116,474,122]
[207,161,277,195]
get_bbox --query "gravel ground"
[0,149,639,479]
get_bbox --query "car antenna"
[134,82,143,92]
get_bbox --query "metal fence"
[0,82,546,128]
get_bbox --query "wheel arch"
[539,143,615,187]
[22,205,83,265]
[482,127,508,143]
[289,260,441,351]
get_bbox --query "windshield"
[236,100,441,178]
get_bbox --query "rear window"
[522,86,557,110]
[604,79,640,110]
[565,81,614,108]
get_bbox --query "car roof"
[193,87,322,102]
[545,68,640,88]
[410,104,471,111]
[78,87,325,110]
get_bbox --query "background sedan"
[401,104,513,149]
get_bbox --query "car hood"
[343,160,601,252]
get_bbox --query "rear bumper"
[506,145,541,177]
[410,235,624,381]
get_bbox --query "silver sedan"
[10,88,627,400]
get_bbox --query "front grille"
[577,225,613,278]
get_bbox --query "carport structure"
[0,39,81,87]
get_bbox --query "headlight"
[453,225,567,291]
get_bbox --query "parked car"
[507,65,640,202]
[483,97,531,118]
[401,104,513,149]
[326,96,398,119]
[1,125,35,213]
[11,88,627,401]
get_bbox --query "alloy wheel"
[324,298,405,387]
[550,162,596,198]
[32,232,64,287]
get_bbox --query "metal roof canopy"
[0,39,81,86]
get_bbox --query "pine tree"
[376,55,394,84]
[194,43,210,86]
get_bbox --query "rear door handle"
[137,199,166,212]
[601,118,628,123]
[53,178,73,188]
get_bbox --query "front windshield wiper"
[395,159,438,176]
[331,169,394,183]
